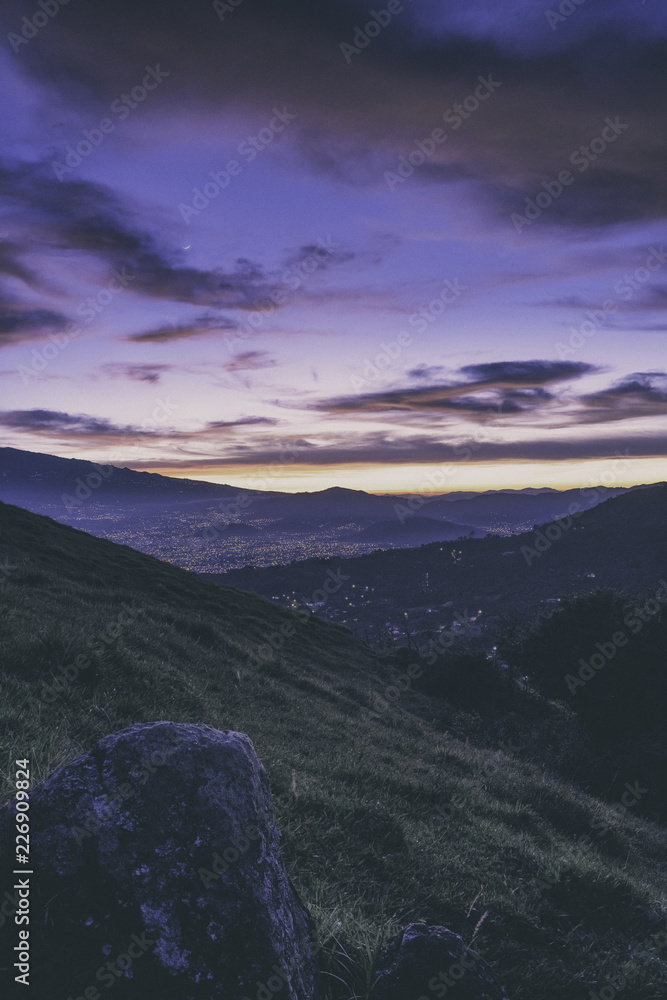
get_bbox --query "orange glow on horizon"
[120,458,667,495]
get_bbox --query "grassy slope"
[1,501,666,1000]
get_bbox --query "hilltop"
[1,501,666,999]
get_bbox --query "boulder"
[0,722,319,999]
[372,923,509,1000]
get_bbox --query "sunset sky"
[1,0,666,493]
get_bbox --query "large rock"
[0,723,319,1000]
[372,923,509,1000]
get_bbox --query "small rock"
[372,923,509,1000]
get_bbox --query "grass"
[1,500,666,999]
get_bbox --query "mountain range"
[0,446,648,571]
[215,483,667,643]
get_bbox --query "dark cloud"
[317,360,595,416]
[315,361,667,430]
[222,351,277,372]
[3,1,667,227]
[0,408,277,444]
[0,160,364,337]
[125,314,240,344]
[0,161,280,311]
[206,416,277,429]
[408,364,446,381]
[0,409,156,438]
[532,277,667,324]
[0,301,69,347]
[281,241,356,274]
[459,360,592,385]
[578,372,667,424]
[0,240,39,288]
[126,431,667,470]
[498,167,667,231]
[97,363,174,383]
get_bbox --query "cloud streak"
[0,161,283,314]
[126,431,667,470]
[97,363,175,383]
[222,351,277,372]
[316,360,596,418]
[0,303,70,347]
[578,372,667,424]
[125,315,240,344]
[0,408,278,443]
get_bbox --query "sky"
[0,0,666,493]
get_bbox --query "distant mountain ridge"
[0,446,657,571]
[0,446,240,502]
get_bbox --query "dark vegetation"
[1,500,666,999]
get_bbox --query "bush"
[420,650,508,708]
[522,589,667,742]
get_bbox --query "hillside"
[216,484,667,641]
[0,445,241,503]
[1,501,667,999]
